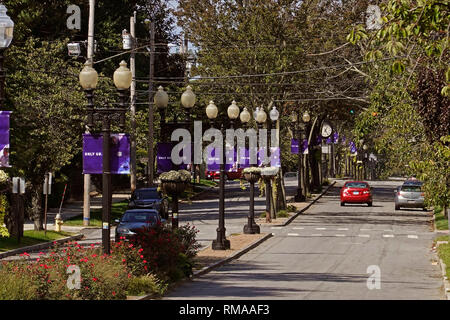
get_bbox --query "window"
[401,185,421,192]
[134,190,160,200]
[345,182,369,189]
[122,212,158,223]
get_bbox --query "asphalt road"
[178,178,298,249]
[165,180,445,300]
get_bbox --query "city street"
[165,180,445,300]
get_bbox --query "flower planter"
[160,181,188,195]
[243,172,261,183]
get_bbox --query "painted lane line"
[287,233,300,236]
[271,227,282,230]
[407,235,419,239]
[311,234,322,236]
[337,228,349,231]
[335,234,346,237]
[293,227,304,230]
[358,234,370,238]
[316,228,327,230]
[360,228,371,231]
[383,234,395,238]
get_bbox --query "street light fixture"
[240,107,251,124]
[206,100,231,250]
[0,3,14,110]
[79,60,131,255]
[302,111,311,123]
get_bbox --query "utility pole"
[130,12,137,192]
[83,0,95,226]
[147,18,155,187]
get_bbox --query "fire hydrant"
[55,213,64,232]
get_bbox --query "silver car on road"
[394,181,426,210]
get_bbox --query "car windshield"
[121,212,158,223]
[345,182,369,189]
[134,190,159,200]
[401,185,422,192]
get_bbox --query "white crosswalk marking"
[383,234,394,238]
[316,227,326,230]
[407,235,418,239]
[358,234,370,238]
[288,233,299,236]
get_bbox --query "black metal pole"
[0,49,5,110]
[212,122,230,250]
[102,114,111,255]
[172,193,178,229]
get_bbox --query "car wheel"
[340,202,345,206]
[395,205,400,210]
[368,202,372,207]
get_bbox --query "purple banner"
[291,139,308,154]
[0,111,11,167]
[333,132,339,144]
[349,141,357,154]
[206,146,235,172]
[83,134,130,174]
[157,143,173,174]
[291,139,299,154]
[157,143,190,173]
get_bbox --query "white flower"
[0,170,8,183]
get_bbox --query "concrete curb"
[269,181,337,227]
[192,232,274,278]
[0,233,84,260]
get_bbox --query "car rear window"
[401,185,422,192]
[345,182,369,188]
[135,190,160,200]
[122,212,158,223]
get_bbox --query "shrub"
[276,210,290,218]
[130,223,200,282]
[287,205,297,212]
[126,274,167,297]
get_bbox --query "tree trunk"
[30,184,43,231]
[276,169,287,211]
[310,148,321,192]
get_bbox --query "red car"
[205,168,243,180]
[340,181,372,207]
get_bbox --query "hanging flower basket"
[242,167,261,183]
[260,167,279,180]
[159,170,191,195]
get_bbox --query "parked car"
[128,187,169,219]
[340,181,373,206]
[205,168,243,180]
[394,181,425,210]
[115,209,163,242]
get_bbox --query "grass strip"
[0,230,75,252]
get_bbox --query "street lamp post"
[242,107,267,234]
[292,110,310,202]
[0,4,14,110]
[268,106,279,218]
[79,60,132,255]
[206,100,231,250]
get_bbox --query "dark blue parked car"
[128,187,169,219]
[115,209,163,242]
